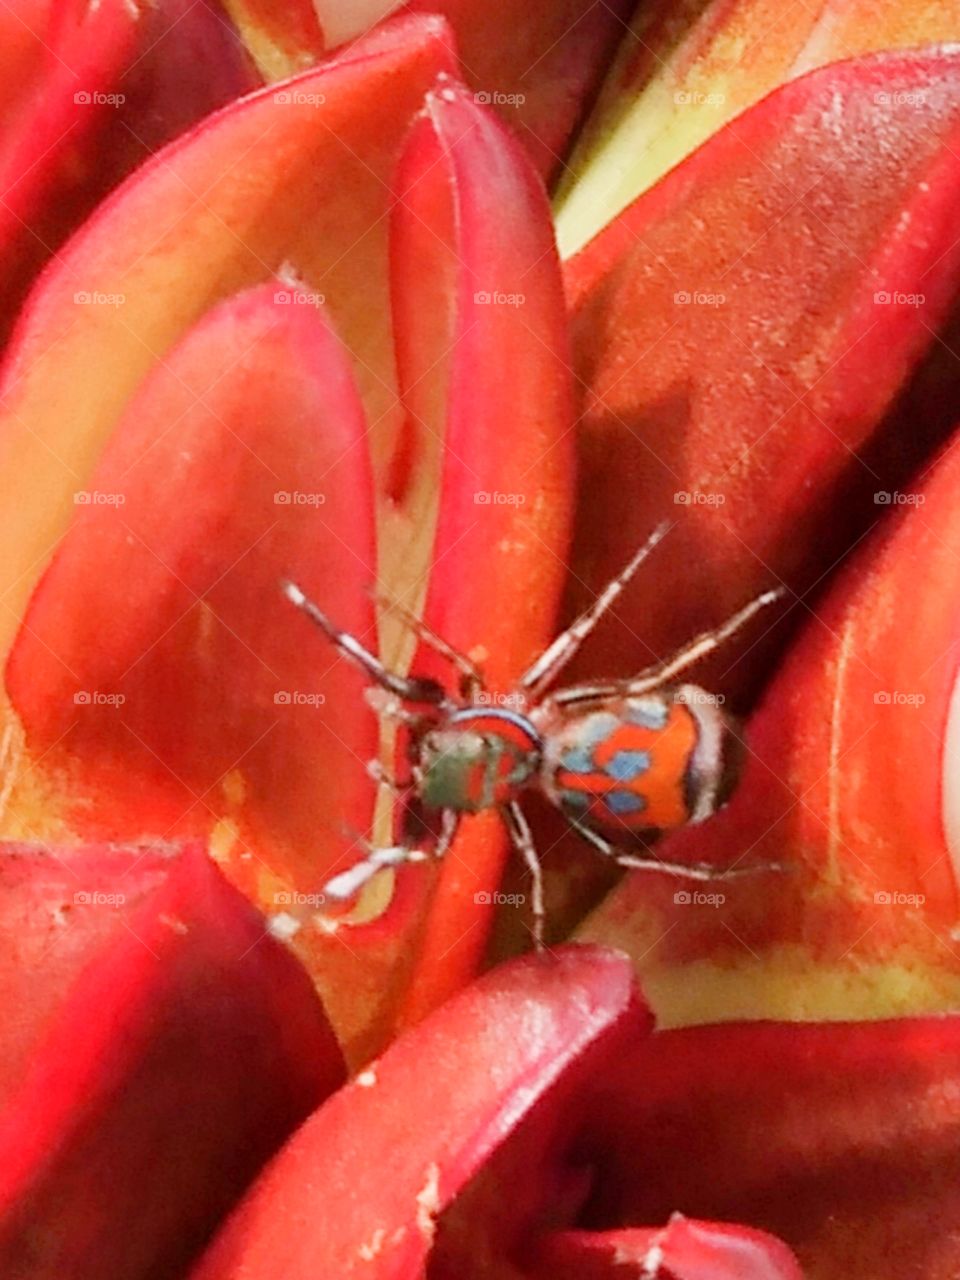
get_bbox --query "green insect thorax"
[416,711,541,813]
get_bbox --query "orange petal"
[382,84,575,1026]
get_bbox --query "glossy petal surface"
[192,947,646,1279]
[383,83,575,1025]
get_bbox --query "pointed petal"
[381,85,575,1023]
[192,947,644,1279]
[403,0,634,180]
[6,283,378,895]
[228,0,632,177]
[0,14,457,657]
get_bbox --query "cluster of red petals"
[7,844,960,1277]
[4,3,960,1278]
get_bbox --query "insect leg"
[373,592,486,699]
[505,801,546,949]
[621,587,785,694]
[569,817,780,880]
[365,758,411,794]
[324,840,428,901]
[282,580,450,706]
[433,807,461,860]
[518,522,672,700]
[549,586,785,708]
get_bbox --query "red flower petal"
[385,83,575,1023]
[228,0,631,178]
[402,0,634,180]
[564,47,960,702]
[0,0,257,344]
[555,0,960,254]
[583,427,960,1006]
[0,14,456,657]
[535,1220,802,1280]
[588,1017,960,1278]
[191,946,645,1279]
[0,840,172,1104]
[0,0,54,116]
[6,283,378,894]
[0,844,344,1280]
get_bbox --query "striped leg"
[283,580,451,707]
[569,818,780,880]
[505,801,546,949]
[374,592,485,699]
[518,522,671,701]
[550,586,785,709]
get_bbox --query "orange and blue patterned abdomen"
[542,694,698,835]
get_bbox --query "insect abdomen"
[541,692,701,836]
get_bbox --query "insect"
[283,523,783,945]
